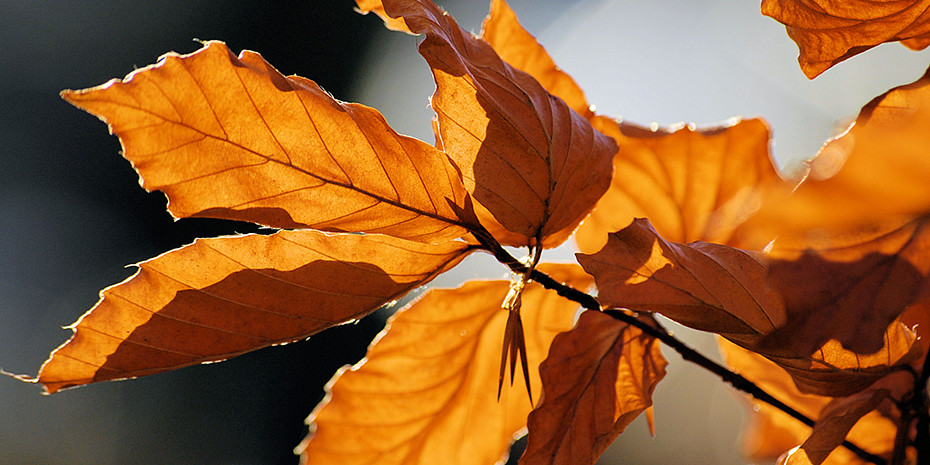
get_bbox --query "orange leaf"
[520,310,667,465]
[577,218,786,344]
[297,264,591,465]
[781,372,910,465]
[479,0,593,119]
[63,41,477,243]
[762,322,919,397]
[362,0,617,248]
[746,68,930,355]
[720,339,899,464]
[35,232,470,393]
[759,217,930,356]
[575,116,780,252]
[762,0,930,78]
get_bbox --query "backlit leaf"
[479,0,593,119]
[762,0,930,78]
[362,0,617,247]
[63,41,477,243]
[577,218,786,346]
[520,310,667,465]
[746,67,930,355]
[721,339,899,464]
[575,117,780,253]
[297,264,591,465]
[781,372,910,465]
[35,232,470,393]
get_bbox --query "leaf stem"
[477,238,888,465]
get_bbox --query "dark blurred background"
[3,1,928,464]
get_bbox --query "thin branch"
[476,238,888,465]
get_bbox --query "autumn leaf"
[520,310,667,465]
[745,66,930,356]
[577,218,785,345]
[575,117,781,253]
[577,218,919,396]
[360,0,617,248]
[296,263,591,465]
[762,0,930,78]
[721,339,904,464]
[479,0,593,120]
[63,41,479,243]
[34,232,471,393]
[780,373,908,465]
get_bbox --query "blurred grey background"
[2,1,927,464]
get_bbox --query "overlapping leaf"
[577,218,785,345]
[721,339,903,465]
[35,232,470,393]
[746,67,930,356]
[575,117,780,253]
[762,0,930,78]
[360,0,617,248]
[578,218,919,396]
[479,0,593,120]
[63,41,478,243]
[520,310,666,465]
[297,264,591,465]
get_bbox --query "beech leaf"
[479,0,593,119]
[746,67,930,355]
[520,310,667,465]
[575,117,780,252]
[63,41,477,243]
[780,374,908,465]
[362,0,617,248]
[297,263,592,465]
[762,0,930,78]
[720,339,900,464]
[577,218,786,344]
[35,232,470,393]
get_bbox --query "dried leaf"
[362,0,617,247]
[479,0,593,119]
[35,232,470,393]
[721,339,899,464]
[781,372,911,465]
[760,217,930,356]
[575,117,780,252]
[520,310,667,465]
[577,218,785,344]
[63,41,477,243]
[762,0,930,78]
[297,264,591,465]
[746,68,930,355]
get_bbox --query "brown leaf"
[575,117,781,253]
[746,68,930,355]
[720,339,899,464]
[520,310,667,465]
[781,371,911,465]
[762,322,920,397]
[35,232,470,393]
[760,217,930,356]
[577,218,786,344]
[362,0,617,248]
[63,41,476,243]
[479,0,593,119]
[762,0,930,78]
[297,263,591,465]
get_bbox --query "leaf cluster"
[23,0,930,464]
